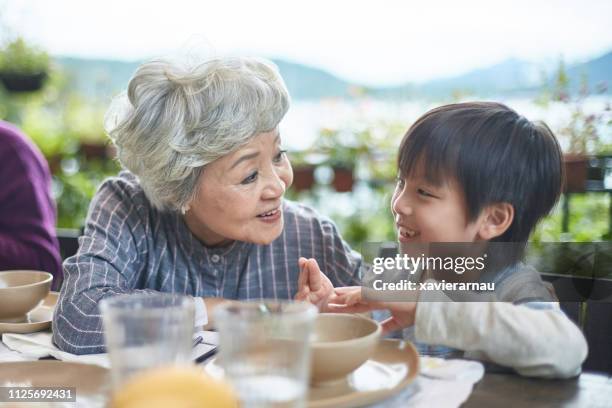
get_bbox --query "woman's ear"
[181,203,191,215]
[477,202,514,240]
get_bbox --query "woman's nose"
[262,169,286,199]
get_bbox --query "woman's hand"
[328,286,417,334]
[294,257,335,312]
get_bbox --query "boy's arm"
[415,293,587,378]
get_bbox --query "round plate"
[0,292,58,334]
[205,339,420,408]
[0,360,109,395]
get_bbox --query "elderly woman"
[52,57,361,354]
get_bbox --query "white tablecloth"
[0,332,484,408]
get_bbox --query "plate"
[0,360,109,401]
[205,339,420,408]
[0,291,58,334]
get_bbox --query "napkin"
[1,330,220,368]
[0,339,30,362]
[1,332,110,368]
[379,356,485,408]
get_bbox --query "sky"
[1,0,611,86]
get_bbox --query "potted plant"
[287,150,316,192]
[547,60,608,193]
[315,128,361,192]
[0,37,50,92]
[292,165,316,192]
[331,162,355,192]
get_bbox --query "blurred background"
[0,0,611,248]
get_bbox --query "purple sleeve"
[0,122,62,287]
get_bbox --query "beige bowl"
[310,313,381,385]
[0,270,53,322]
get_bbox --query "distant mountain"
[566,51,612,91]
[373,51,612,99]
[53,56,351,101]
[369,58,540,99]
[273,59,352,99]
[55,57,140,102]
[407,58,541,98]
[53,50,612,101]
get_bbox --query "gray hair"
[104,57,290,211]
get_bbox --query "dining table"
[1,334,611,408]
[463,370,612,408]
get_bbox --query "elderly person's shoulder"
[89,170,152,218]
[95,170,146,200]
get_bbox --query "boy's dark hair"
[398,101,563,243]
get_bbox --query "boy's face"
[391,169,482,243]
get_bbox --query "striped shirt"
[52,172,361,355]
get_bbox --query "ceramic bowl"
[310,313,381,385]
[0,270,53,322]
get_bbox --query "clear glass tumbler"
[100,292,194,389]
[214,301,317,408]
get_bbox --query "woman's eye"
[241,171,258,185]
[273,149,287,163]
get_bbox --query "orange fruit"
[111,365,238,408]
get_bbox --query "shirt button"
[211,254,221,263]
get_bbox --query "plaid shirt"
[53,172,361,354]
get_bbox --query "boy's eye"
[241,171,258,185]
[273,149,287,163]
[417,188,436,198]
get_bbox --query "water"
[107,344,191,389]
[231,374,306,408]
[282,96,611,151]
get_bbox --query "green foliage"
[541,58,611,154]
[1,65,119,229]
[531,193,611,243]
[0,37,50,75]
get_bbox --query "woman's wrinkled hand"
[328,286,417,334]
[294,257,335,312]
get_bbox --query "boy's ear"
[477,203,514,240]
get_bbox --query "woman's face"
[184,129,293,246]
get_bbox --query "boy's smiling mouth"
[397,225,420,241]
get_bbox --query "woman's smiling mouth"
[257,207,282,223]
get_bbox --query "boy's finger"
[332,291,359,306]
[334,286,361,295]
[333,289,362,306]
[327,303,373,313]
[380,317,404,335]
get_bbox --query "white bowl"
[0,270,53,322]
[310,313,381,384]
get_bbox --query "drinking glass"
[100,292,194,389]
[214,301,317,408]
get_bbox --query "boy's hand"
[329,286,417,334]
[294,257,335,312]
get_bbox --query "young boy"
[295,102,587,378]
